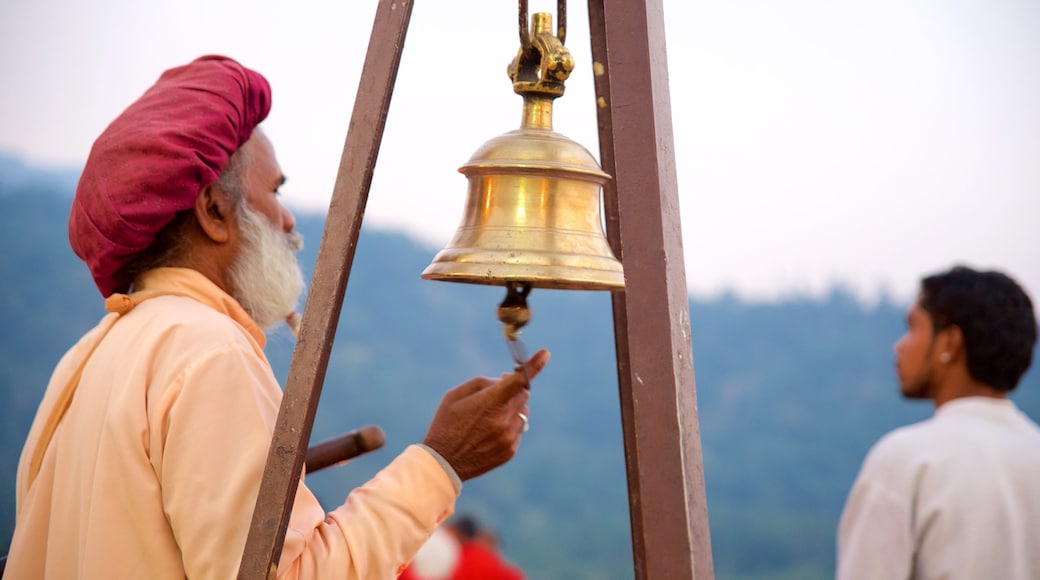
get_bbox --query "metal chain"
[497,282,533,388]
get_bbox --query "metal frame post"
[237,0,415,577]
[588,0,714,577]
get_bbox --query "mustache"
[285,230,304,252]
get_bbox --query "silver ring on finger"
[518,411,529,433]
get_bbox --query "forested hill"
[1,157,1038,580]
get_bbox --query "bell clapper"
[497,282,533,387]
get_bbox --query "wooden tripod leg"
[588,0,714,577]
[236,1,416,578]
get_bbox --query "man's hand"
[422,349,550,481]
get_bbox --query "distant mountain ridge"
[0,152,81,194]
[1,161,1037,580]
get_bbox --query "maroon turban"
[69,55,272,297]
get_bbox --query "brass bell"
[421,11,624,292]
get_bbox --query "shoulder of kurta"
[869,420,935,455]
[129,295,260,353]
[857,423,921,470]
[855,419,948,490]
[113,295,278,409]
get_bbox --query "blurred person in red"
[400,514,523,580]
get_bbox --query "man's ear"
[194,185,235,243]
[937,324,966,362]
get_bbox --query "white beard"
[229,202,305,330]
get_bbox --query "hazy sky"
[2,0,1038,303]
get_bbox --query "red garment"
[399,541,523,580]
[69,55,271,297]
[452,543,524,580]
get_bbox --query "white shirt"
[837,396,1040,580]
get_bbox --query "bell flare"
[421,169,625,290]
[423,123,624,291]
[421,233,625,291]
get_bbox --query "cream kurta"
[837,397,1040,580]
[8,268,458,579]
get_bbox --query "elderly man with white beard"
[6,55,549,580]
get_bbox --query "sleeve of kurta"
[156,340,458,580]
[835,445,915,580]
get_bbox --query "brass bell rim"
[470,127,587,143]
[462,129,608,181]
[422,241,624,291]
[421,264,624,291]
[460,163,609,182]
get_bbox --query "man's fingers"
[447,376,495,400]
[488,349,551,402]
[521,348,550,383]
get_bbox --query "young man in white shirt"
[837,265,1039,580]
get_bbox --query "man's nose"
[281,204,296,232]
[893,336,906,356]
